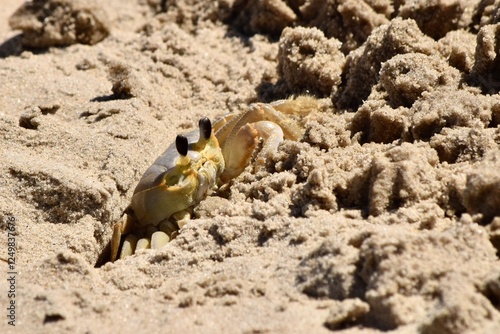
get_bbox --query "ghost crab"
[110,96,318,261]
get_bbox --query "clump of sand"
[9,0,109,48]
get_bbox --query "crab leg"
[269,95,319,117]
[110,213,136,261]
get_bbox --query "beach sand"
[0,0,499,332]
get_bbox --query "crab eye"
[199,117,212,140]
[176,135,188,156]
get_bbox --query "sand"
[1,0,499,333]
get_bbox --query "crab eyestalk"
[176,135,188,156]
[200,117,212,140]
[176,134,190,165]
[195,117,212,150]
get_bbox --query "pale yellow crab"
[110,96,318,261]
